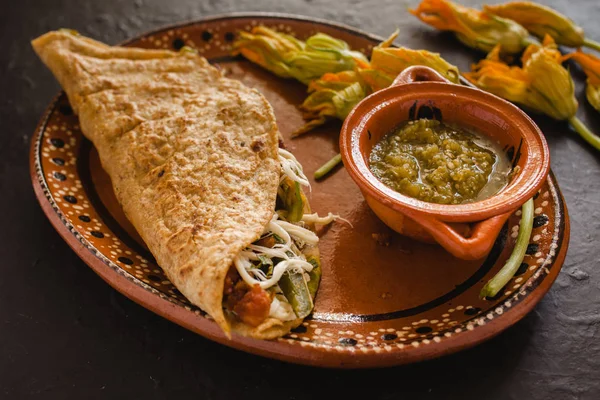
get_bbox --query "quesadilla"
[32,30,323,339]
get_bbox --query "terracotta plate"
[30,13,570,368]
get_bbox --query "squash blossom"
[233,26,304,78]
[295,71,368,136]
[410,0,531,54]
[463,45,529,104]
[359,30,460,90]
[562,50,600,112]
[467,36,600,151]
[484,2,587,48]
[233,26,369,85]
[520,36,578,120]
[296,31,461,134]
[465,35,577,120]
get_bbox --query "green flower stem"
[314,153,342,180]
[522,36,539,48]
[568,116,600,151]
[480,198,534,299]
[583,38,600,53]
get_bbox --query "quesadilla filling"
[223,149,322,327]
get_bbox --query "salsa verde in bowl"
[369,118,512,205]
[340,66,550,260]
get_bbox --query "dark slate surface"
[2,0,599,399]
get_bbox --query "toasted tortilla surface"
[32,31,290,337]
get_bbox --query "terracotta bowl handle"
[418,212,513,260]
[392,65,452,87]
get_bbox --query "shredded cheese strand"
[274,220,319,245]
[232,153,352,295]
[247,244,290,260]
[301,212,353,227]
[233,213,317,289]
[278,148,310,188]
[234,255,314,289]
[265,217,291,246]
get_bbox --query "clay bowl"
[340,65,550,260]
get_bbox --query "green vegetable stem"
[314,153,342,180]
[480,198,534,299]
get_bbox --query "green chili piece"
[306,257,322,298]
[278,180,304,222]
[279,270,314,319]
[257,254,274,276]
[272,233,285,244]
[288,182,304,222]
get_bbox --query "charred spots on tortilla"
[178,265,193,278]
[240,141,246,147]
[191,223,204,237]
[251,138,265,153]
[158,169,165,177]
[217,107,236,121]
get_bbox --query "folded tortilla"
[32,30,318,339]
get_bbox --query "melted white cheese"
[269,295,297,321]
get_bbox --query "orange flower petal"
[563,50,600,85]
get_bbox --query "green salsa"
[369,119,511,205]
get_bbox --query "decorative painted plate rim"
[29,13,570,368]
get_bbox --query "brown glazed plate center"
[29,13,570,368]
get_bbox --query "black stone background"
[1,0,599,399]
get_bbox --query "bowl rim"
[340,80,551,223]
